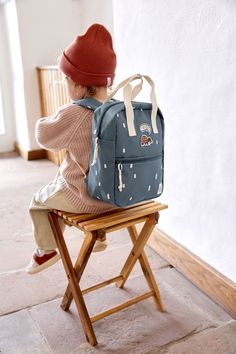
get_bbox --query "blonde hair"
[84,85,113,98]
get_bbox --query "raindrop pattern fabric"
[74,96,164,207]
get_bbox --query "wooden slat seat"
[48,200,168,346]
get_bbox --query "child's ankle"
[38,248,56,255]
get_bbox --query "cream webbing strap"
[105,74,143,102]
[130,77,143,100]
[123,75,159,136]
[142,75,158,134]
[123,83,136,136]
[106,74,158,136]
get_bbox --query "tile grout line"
[144,324,220,354]
[0,296,63,317]
[0,268,26,276]
[27,308,55,354]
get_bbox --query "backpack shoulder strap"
[71,98,102,178]
[73,98,102,111]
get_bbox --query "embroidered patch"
[140,123,152,135]
[140,134,153,147]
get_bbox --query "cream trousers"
[29,172,82,250]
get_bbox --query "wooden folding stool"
[48,200,168,346]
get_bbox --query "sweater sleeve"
[35,104,90,152]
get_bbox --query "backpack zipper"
[117,163,123,192]
[91,137,99,166]
[116,153,162,164]
[91,102,123,166]
[96,101,123,137]
[116,154,163,192]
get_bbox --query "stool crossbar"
[48,200,168,346]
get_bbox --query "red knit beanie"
[59,24,116,87]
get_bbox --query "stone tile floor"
[0,153,235,354]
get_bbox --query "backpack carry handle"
[124,75,158,136]
[106,74,158,136]
[105,74,142,100]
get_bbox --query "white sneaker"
[26,249,60,274]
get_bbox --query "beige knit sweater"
[36,103,117,213]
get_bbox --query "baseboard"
[148,228,236,318]
[14,142,46,160]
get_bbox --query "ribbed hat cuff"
[59,52,115,87]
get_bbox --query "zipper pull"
[118,163,123,192]
[91,137,99,166]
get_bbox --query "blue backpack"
[74,74,164,207]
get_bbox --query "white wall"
[78,0,114,34]
[0,3,16,152]
[2,0,80,151]
[113,0,236,281]
[4,0,29,150]
[16,0,82,150]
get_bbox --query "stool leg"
[127,225,165,312]
[116,214,156,289]
[61,231,96,311]
[48,213,97,346]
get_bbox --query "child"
[26,24,117,275]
